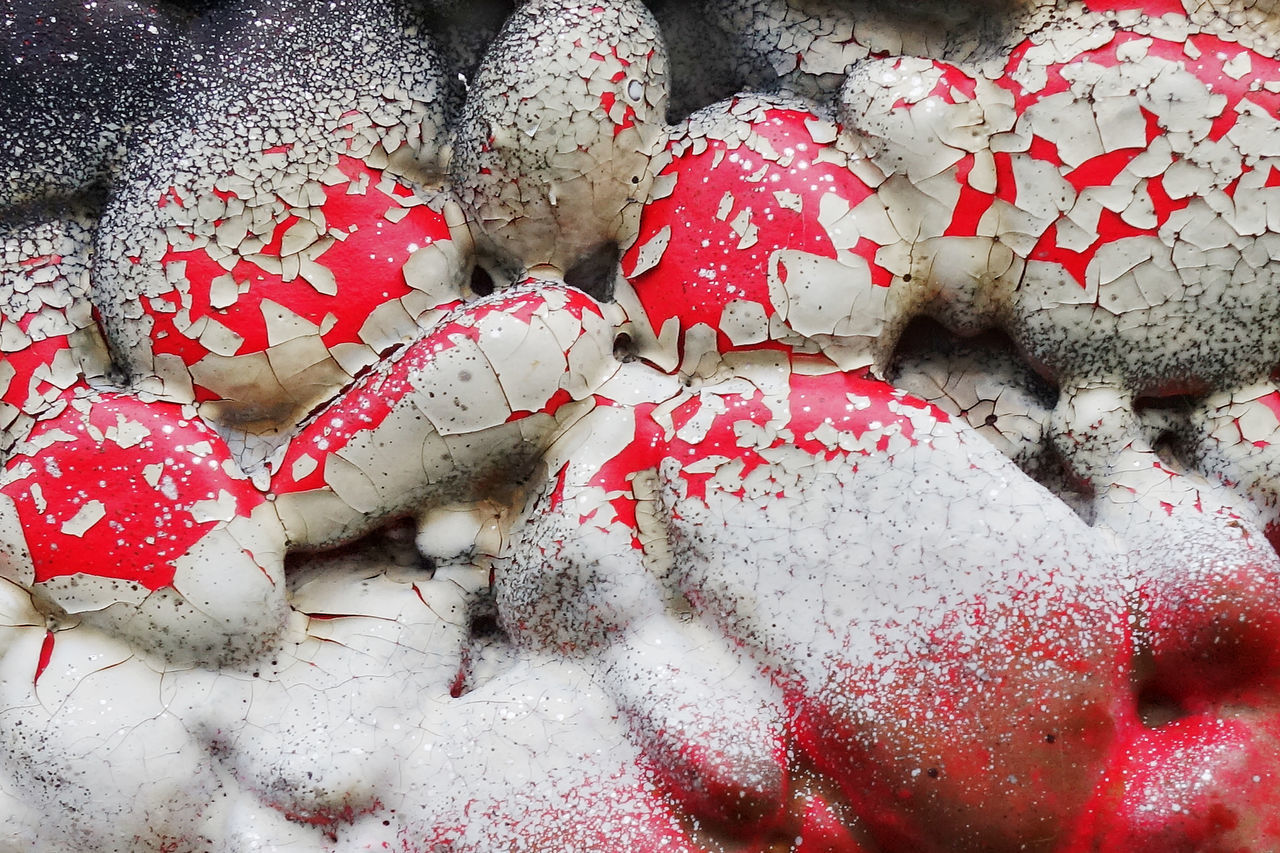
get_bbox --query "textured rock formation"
[4,1,1280,850]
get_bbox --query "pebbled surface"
[5,1,1280,851]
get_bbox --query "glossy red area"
[622,106,884,358]
[988,32,1280,289]
[0,337,74,412]
[1092,713,1280,852]
[1,393,262,589]
[151,155,452,399]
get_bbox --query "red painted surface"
[2,394,262,589]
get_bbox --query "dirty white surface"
[5,0,1280,850]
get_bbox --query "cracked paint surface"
[6,0,1280,851]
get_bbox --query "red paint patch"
[33,630,53,685]
[151,155,452,391]
[623,106,881,357]
[1,394,263,589]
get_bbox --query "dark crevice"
[1133,393,1199,415]
[450,589,509,699]
[284,518,433,589]
[1150,428,1188,470]
[564,240,620,302]
[888,317,1059,419]
[468,262,496,297]
[613,331,637,363]
[891,317,1059,400]
[889,317,1102,519]
[419,0,516,99]
[1136,683,1188,729]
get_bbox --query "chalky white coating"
[4,0,1280,851]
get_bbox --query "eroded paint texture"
[5,0,1280,850]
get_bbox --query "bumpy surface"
[5,0,1280,850]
